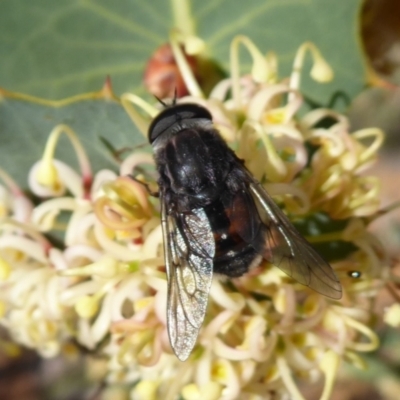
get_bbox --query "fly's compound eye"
[148,103,213,144]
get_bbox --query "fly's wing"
[160,197,215,361]
[242,181,342,299]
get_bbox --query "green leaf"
[0,90,145,186]
[293,212,357,262]
[0,0,365,106]
[195,0,366,107]
[0,0,367,187]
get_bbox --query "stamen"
[36,125,92,196]
[0,168,24,197]
[352,128,384,165]
[94,177,152,231]
[289,42,333,101]
[60,256,127,279]
[243,121,287,182]
[276,356,306,400]
[171,0,195,38]
[230,35,276,108]
[348,177,380,211]
[93,220,144,261]
[171,0,205,55]
[120,152,155,176]
[264,183,310,214]
[210,280,245,312]
[338,313,380,352]
[319,350,340,400]
[32,197,79,231]
[170,29,204,98]
[246,84,297,122]
[121,93,158,136]
[1,218,51,251]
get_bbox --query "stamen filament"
[121,93,158,136]
[289,42,333,101]
[0,168,24,197]
[352,128,384,164]
[35,125,92,199]
[230,35,275,109]
[171,0,196,38]
[277,356,306,400]
[243,121,287,182]
[319,350,340,400]
[170,29,204,98]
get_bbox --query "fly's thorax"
[155,127,234,204]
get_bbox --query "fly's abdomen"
[204,198,261,277]
[213,233,260,277]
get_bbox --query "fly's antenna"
[154,96,168,107]
[154,89,177,108]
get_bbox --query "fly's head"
[148,103,213,148]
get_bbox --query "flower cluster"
[0,34,398,400]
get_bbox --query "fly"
[147,102,342,361]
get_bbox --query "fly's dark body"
[154,125,259,277]
[148,102,342,361]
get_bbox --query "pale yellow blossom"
[0,28,397,400]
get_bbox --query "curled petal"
[210,280,245,312]
[94,177,152,231]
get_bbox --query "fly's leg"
[128,174,159,198]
